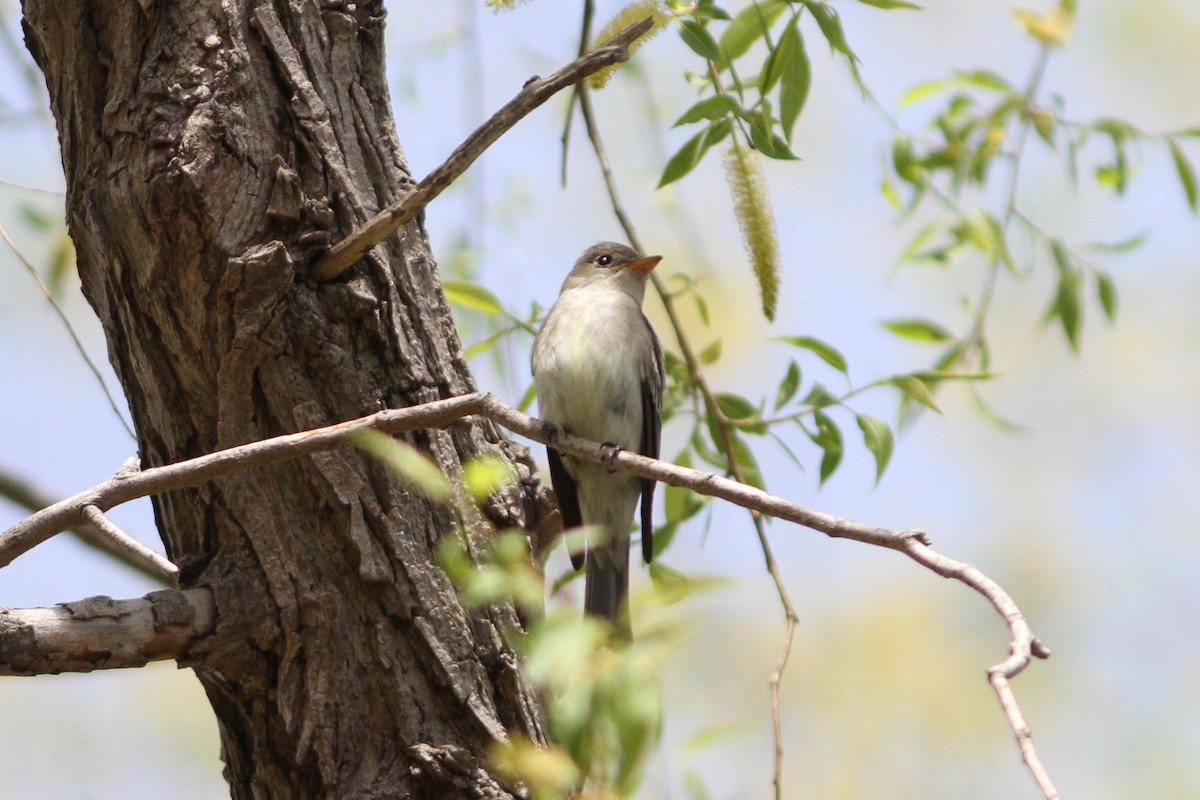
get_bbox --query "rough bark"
[21,1,547,797]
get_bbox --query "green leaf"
[804,2,858,63]
[17,203,53,231]
[777,18,810,142]
[882,317,953,343]
[889,375,941,413]
[678,19,721,61]
[775,335,848,373]
[801,382,836,409]
[774,360,801,411]
[673,94,739,127]
[856,414,894,483]
[443,279,502,314]
[854,0,921,8]
[1045,272,1083,352]
[517,382,537,413]
[1169,139,1198,213]
[716,392,766,434]
[808,410,843,484]
[355,430,451,502]
[698,339,722,364]
[659,119,731,187]
[1086,231,1148,253]
[1095,270,1118,322]
[745,113,798,160]
[727,432,764,488]
[718,0,787,66]
[463,455,517,501]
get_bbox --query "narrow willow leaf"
[517,382,537,412]
[724,142,781,320]
[673,94,739,127]
[1095,270,1118,322]
[880,178,902,210]
[443,279,502,314]
[464,325,513,359]
[855,0,921,9]
[659,119,731,187]
[777,18,810,142]
[463,455,517,501]
[1048,274,1083,352]
[727,432,764,488]
[678,19,721,61]
[801,382,837,409]
[588,0,669,90]
[746,115,798,160]
[698,339,722,364]
[804,2,858,63]
[775,335,848,373]
[808,410,843,484]
[889,375,941,413]
[355,430,451,502]
[1168,139,1199,213]
[659,127,712,187]
[718,0,787,66]
[774,360,801,410]
[716,392,765,434]
[856,414,894,483]
[1086,231,1148,253]
[882,317,953,343]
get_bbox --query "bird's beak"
[627,255,662,273]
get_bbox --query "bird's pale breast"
[532,287,649,451]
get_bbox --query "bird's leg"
[542,421,564,443]
[599,442,625,473]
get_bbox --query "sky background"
[2,1,1199,798]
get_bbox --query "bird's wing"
[546,446,585,571]
[639,316,665,564]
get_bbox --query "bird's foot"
[543,421,564,443]
[599,441,625,472]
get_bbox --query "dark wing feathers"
[639,315,664,564]
[546,446,585,571]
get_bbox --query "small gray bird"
[531,242,664,632]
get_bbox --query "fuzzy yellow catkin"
[485,0,531,10]
[587,0,669,90]
[724,142,781,321]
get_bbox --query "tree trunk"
[21,2,547,796]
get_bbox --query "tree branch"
[0,464,175,585]
[0,588,214,676]
[0,392,1055,795]
[309,16,655,282]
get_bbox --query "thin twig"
[0,391,1057,796]
[0,465,172,584]
[0,222,136,440]
[311,16,655,282]
[576,72,799,800]
[79,505,177,584]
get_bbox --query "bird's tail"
[584,548,631,638]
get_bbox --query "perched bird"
[531,242,664,631]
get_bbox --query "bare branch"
[0,392,1055,794]
[80,505,177,584]
[0,588,214,676]
[310,16,656,282]
[0,465,174,585]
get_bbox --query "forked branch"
[0,392,1055,795]
[310,16,655,281]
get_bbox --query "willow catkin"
[587,0,669,90]
[724,141,781,321]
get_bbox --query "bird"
[531,241,664,633]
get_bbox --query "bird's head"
[561,241,662,299]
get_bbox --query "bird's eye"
[595,254,614,267]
